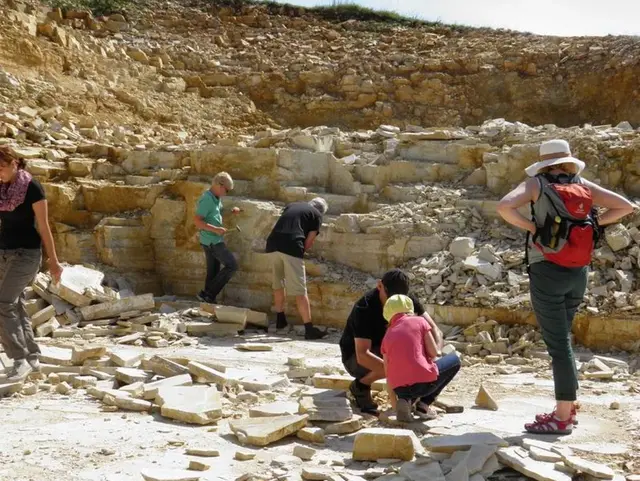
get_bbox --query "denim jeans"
[393,353,461,405]
[0,248,42,361]
[529,261,587,402]
[201,242,238,301]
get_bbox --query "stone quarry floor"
[0,333,638,481]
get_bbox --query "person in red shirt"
[381,294,461,422]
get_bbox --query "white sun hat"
[524,139,586,177]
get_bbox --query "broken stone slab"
[445,460,469,481]
[235,372,289,392]
[48,265,104,307]
[474,384,498,411]
[312,373,385,391]
[433,397,464,413]
[249,401,299,417]
[40,346,73,366]
[324,415,363,435]
[114,396,153,412]
[31,305,56,327]
[109,348,144,368]
[200,303,248,325]
[185,447,220,457]
[245,309,268,328]
[187,361,229,386]
[423,433,509,453]
[143,374,193,400]
[293,444,316,461]
[299,395,353,422]
[144,355,190,377]
[71,345,107,365]
[141,469,201,481]
[497,447,572,481]
[79,294,155,321]
[563,456,614,479]
[459,444,499,475]
[156,385,221,425]
[72,375,98,388]
[185,321,239,337]
[188,460,209,471]
[301,467,333,481]
[115,367,153,385]
[297,426,326,444]
[235,343,273,352]
[35,317,60,337]
[399,461,446,481]
[529,446,563,463]
[229,414,308,447]
[353,428,420,461]
[0,382,24,398]
[119,381,145,398]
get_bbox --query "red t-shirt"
[381,314,439,389]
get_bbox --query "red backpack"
[526,173,599,268]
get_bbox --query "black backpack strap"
[524,200,535,271]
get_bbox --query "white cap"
[524,139,586,177]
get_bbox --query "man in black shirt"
[265,197,328,340]
[339,268,444,414]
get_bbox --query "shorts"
[342,348,382,381]
[270,251,307,296]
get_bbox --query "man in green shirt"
[194,172,239,303]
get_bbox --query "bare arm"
[304,231,318,252]
[383,356,397,410]
[582,179,636,225]
[33,199,63,283]
[422,312,444,350]
[496,179,537,234]
[423,329,440,360]
[193,215,226,235]
[355,338,384,372]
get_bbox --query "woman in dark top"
[0,147,63,382]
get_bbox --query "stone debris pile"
[23,264,268,345]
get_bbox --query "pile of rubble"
[0,339,632,481]
[24,263,268,345]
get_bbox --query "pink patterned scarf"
[0,169,32,212]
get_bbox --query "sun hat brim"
[525,156,585,177]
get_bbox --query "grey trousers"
[0,248,42,361]
[529,261,588,402]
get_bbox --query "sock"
[276,312,287,329]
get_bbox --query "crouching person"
[265,197,328,340]
[381,294,461,422]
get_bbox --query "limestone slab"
[145,355,190,377]
[497,447,572,481]
[40,346,73,366]
[399,461,446,481]
[200,303,248,325]
[529,446,563,463]
[297,426,326,444]
[235,372,289,392]
[185,321,239,337]
[109,348,144,367]
[423,433,508,453]
[49,265,103,307]
[462,444,499,475]
[35,317,60,337]
[156,385,221,425]
[143,373,193,400]
[0,382,24,398]
[235,343,273,351]
[31,305,56,327]
[474,384,498,411]
[312,373,385,391]
[249,401,299,417]
[187,361,229,385]
[141,469,200,481]
[79,293,154,321]
[229,414,308,447]
[115,367,153,385]
[353,428,419,461]
[185,447,220,457]
[119,381,144,398]
[115,396,153,412]
[324,415,363,435]
[299,395,352,422]
[71,345,107,365]
[563,456,614,479]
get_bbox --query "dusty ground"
[0,331,638,481]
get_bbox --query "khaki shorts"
[271,251,307,296]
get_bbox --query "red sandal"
[525,415,573,435]
[535,406,578,426]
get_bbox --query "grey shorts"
[342,348,381,381]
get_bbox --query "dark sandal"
[525,416,573,435]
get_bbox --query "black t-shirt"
[339,289,425,362]
[0,179,45,249]
[265,202,322,259]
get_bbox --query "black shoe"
[304,325,327,340]
[349,380,378,415]
[197,291,216,304]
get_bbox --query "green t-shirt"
[196,190,223,246]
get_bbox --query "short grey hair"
[309,197,328,214]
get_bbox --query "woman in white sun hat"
[497,139,635,435]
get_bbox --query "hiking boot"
[396,398,413,423]
[6,359,32,382]
[196,291,216,304]
[348,380,378,415]
[304,325,327,340]
[27,358,41,373]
